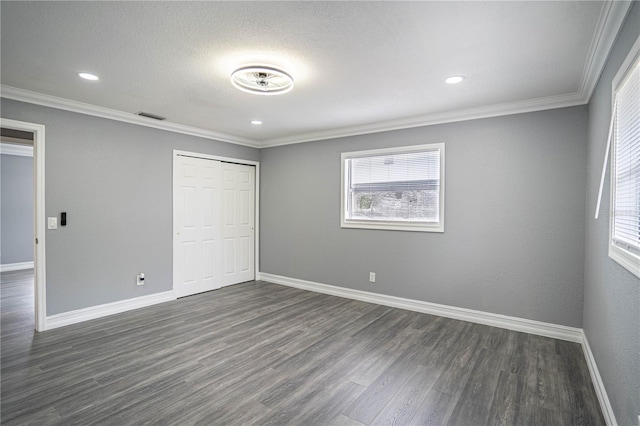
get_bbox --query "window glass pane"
[345,147,441,224]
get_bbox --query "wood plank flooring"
[1,269,604,425]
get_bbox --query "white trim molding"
[45,291,176,331]
[579,1,634,103]
[0,1,630,151]
[259,272,623,421]
[1,118,47,332]
[0,143,33,157]
[259,0,629,147]
[581,331,618,426]
[0,261,34,272]
[260,93,586,148]
[1,86,260,148]
[258,272,583,343]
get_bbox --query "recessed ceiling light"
[231,66,293,95]
[445,76,465,84]
[251,120,263,125]
[77,72,99,81]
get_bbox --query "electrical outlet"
[369,272,376,283]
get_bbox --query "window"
[341,143,444,232]
[609,42,640,278]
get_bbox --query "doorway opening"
[0,119,46,331]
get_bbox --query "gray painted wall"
[583,3,640,425]
[1,18,636,417]
[261,107,587,327]
[1,153,34,264]
[0,98,260,315]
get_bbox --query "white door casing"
[0,118,46,332]
[173,151,257,298]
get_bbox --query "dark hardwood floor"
[1,269,604,425]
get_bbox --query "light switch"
[48,217,58,230]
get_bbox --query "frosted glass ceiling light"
[231,66,294,95]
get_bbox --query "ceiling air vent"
[136,111,166,121]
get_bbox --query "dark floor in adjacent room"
[1,269,604,425]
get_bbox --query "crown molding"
[257,1,633,148]
[0,86,261,149]
[578,0,634,103]
[1,1,630,150]
[0,84,588,149]
[260,92,586,148]
[0,142,33,157]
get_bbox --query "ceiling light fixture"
[77,72,99,81]
[445,76,465,84]
[231,66,294,95]
[251,120,263,125]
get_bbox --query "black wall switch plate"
[61,212,67,226]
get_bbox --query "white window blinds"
[612,57,640,258]
[349,150,441,221]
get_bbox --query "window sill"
[341,219,444,233]
[609,243,640,279]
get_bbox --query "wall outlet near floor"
[137,273,145,286]
[369,272,376,283]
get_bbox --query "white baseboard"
[258,272,583,343]
[259,273,622,421]
[37,271,615,424]
[45,291,176,331]
[581,331,618,426]
[0,261,34,272]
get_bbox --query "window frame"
[608,35,640,279]
[340,143,445,233]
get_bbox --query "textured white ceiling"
[0,1,627,147]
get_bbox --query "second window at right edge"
[341,143,445,232]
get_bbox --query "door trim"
[172,150,260,295]
[0,118,46,332]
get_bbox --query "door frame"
[1,118,47,332]
[172,150,260,295]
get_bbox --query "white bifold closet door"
[174,155,255,298]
